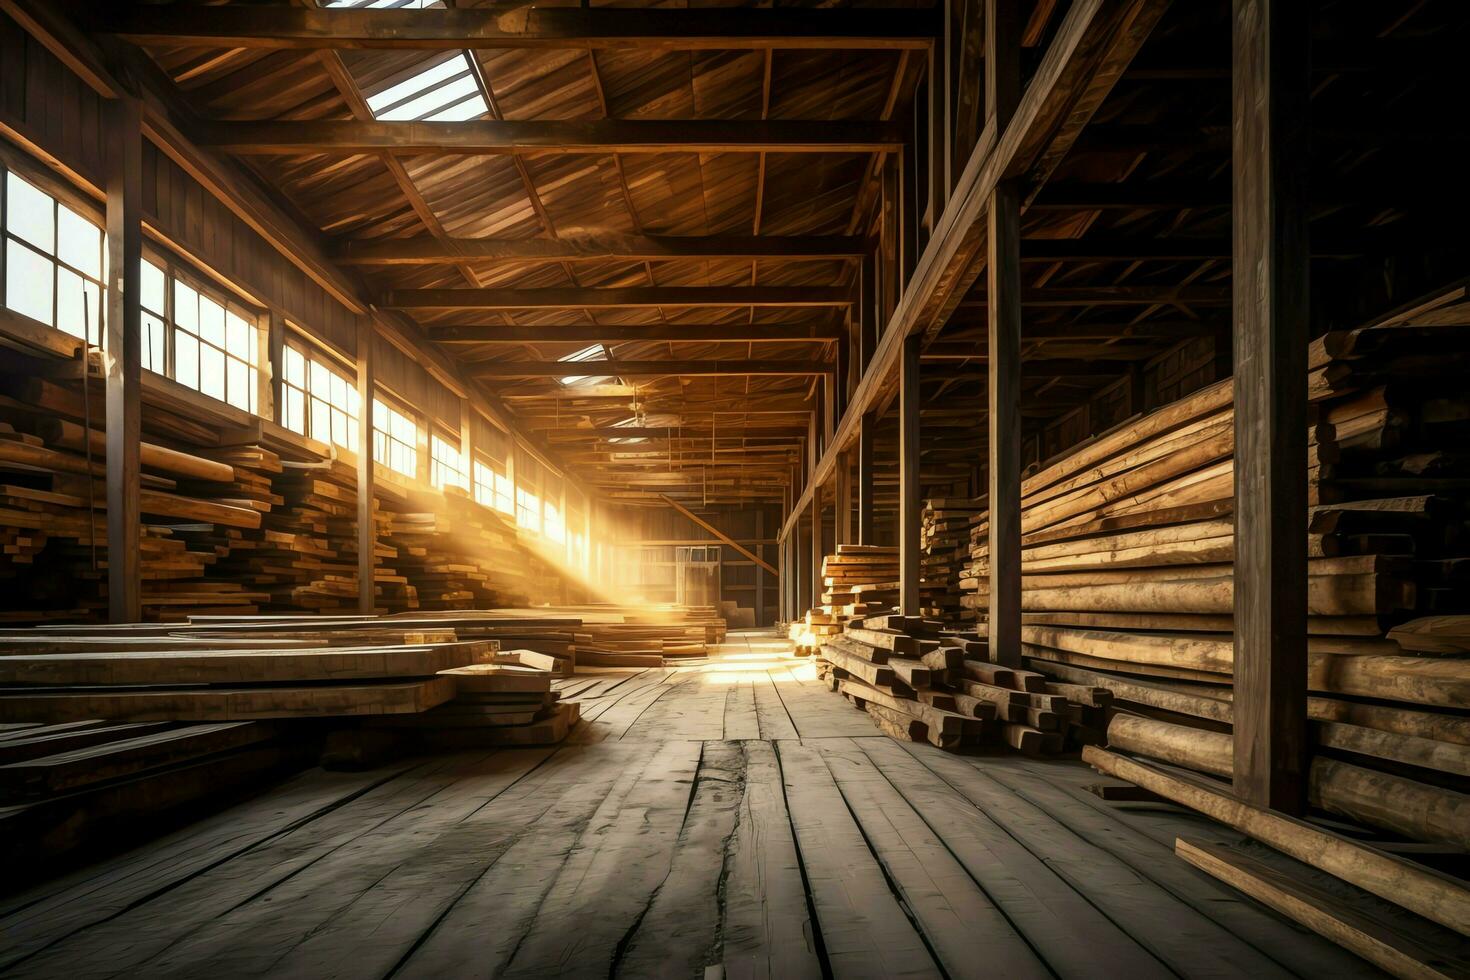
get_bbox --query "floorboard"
[0,629,1383,979]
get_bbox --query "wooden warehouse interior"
[0,0,1467,976]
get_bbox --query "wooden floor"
[0,631,1378,979]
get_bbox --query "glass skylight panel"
[557,344,615,387]
[366,54,487,122]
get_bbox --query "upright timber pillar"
[899,334,922,616]
[1232,0,1310,814]
[857,412,876,544]
[105,96,143,623]
[985,0,1023,666]
[836,452,852,547]
[355,320,376,614]
[811,486,825,614]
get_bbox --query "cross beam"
[469,360,833,378]
[332,234,864,264]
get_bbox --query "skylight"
[557,345,617,388]
[365,53,488,122]
[607,417,648,445]
[327,1,440,10]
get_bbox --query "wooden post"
[810,486,824,613]
[355,319,376,614]
[836,451,852,546]
[105,95,143,624]
[265,310,284,422]
[859,252,877,371]
[755,509,767,627]
[459,397,473,492]
[1232,0,1310,815]
[986,0,1023,666]
[899,333,921,616]
[930,0,952,222]
[797,512,811,616]
[857,411,876,544]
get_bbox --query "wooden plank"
[776,740,939,976]
[1175,837,1470,980]
[430,323,844,344]
[1083,747,1470,935]
[899,334,921,615]
[660,494,777,574]
[98,6,938,51]
[335,234,864,264]
[389,286,849,310]
[857,411,876,543]
[105,94,142,623]
[196,120,906,155]
[1231,0,1311,813]
[355,318,374,614]
[471,359,833,378]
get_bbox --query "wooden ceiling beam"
[331,233,864,265]
[195,120,905,155]
[97,6,937,51]
[958,285,1230,307]
[385,287,851,310]
[544,426,811,439]
[470,360,832,378]
[428,323,844,344]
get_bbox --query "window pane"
[227,357,248,409]
[284,385,305,433]
[226,311,252,360]
[57,205,101,279]
[200,343,225,400]
[175,331,198,388]
[198,296,225,346]
[143,313,166,373]
[284,345,306,386]
[6,241,54,326]
[56,268,102,344]
[174,281,198,332]
[6,172,54,252]
[309,359,329,396]
[142,260,167,314]
[311,396,330,440]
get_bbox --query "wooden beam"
[958,285,1232,307]
[544,426,810,440]
[810,486,825,612]
[779,0,1170,545]
[105,95,143,624]
[469,360,832,378]
[657,496,776,575]
[355,320,376,615]
[385,287,851,311]
[836,450,853,546]
[987,0,1023,668]
[857,411,876,544]
[98,6,938,51]
[899,334,922,616]
[332,234,864,264]
[1022,237,1231,261]
[195,120,905,156]
[427,323,845,344]
[1232,0,1310,815]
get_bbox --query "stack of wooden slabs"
[791,545,900,654]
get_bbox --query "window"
[516,487,541,533]
[170,276,261,412]
[281,340,360,450]
[473,457,513,514]
[373,398,419,477]
[3,171,105,345]
[557,344,616,387]
[607,416,648,444]
[430,432,467,491]
[366,53,487,122]
[544,500,565,544]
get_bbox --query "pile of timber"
[790,544,899,653]
[950,320,1470,846]
[921,497,984,625]
[556,603,726,667]
[814,614,1111,754]
[0,347,580,622]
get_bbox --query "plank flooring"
[0,630,1378,979]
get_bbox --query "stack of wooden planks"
[813,613,1112,754]
[790,544,900,653]
[933,320,1470,848]
[921,497,984,625]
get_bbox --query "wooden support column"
[930,0,952,222]
[797,513,812,616]
[810,486,825,612]
[899,333,921,616]
[859,252,877,370]
[105,95,143,624]
[857,411,876,544]
[755,509,767,627]
[265,311,285,422]
[1232,0,1310,815]
[835,451,853,546]
[985,0,1023,666]
[355,320,376,614]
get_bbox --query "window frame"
[2,166,107,347]
[280,333,361,450]
[372,394,420,479]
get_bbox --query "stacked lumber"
[813,613,1113,753]
[921,497,983,625]
[946,321,1470,845]
[790,544,899,654]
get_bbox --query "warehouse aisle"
[0,631,1375,979]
